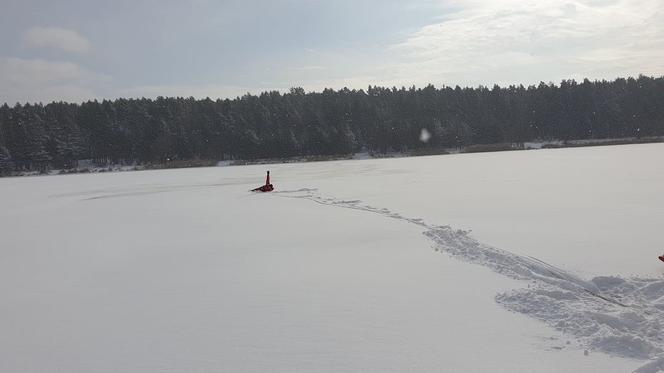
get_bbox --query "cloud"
[386,0,664,87]
[24,27,91,54]
[291,66,327,72]
[4,1,663,104]
[0,57,108,104]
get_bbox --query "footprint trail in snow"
[275,188,664,372]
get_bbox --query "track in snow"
[275,188,664,371]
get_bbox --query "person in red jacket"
[252,171,274,192]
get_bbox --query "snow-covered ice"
[280,187,664,364]
[1,143,663,372]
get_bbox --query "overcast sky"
[1,0,663,104]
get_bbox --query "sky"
[1,0,663,104]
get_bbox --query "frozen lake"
[1,143,663,372]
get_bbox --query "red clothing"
[253,184,274,192]
[251,171,274,192]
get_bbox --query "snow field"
[2,143,663,372]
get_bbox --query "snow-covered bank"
[4,136,663,179]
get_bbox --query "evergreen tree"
[0,146,13,175]
[1,76,663,174]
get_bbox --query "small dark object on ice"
[659,255,664,263]
[252,171,274,192]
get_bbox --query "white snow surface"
[1,143,664,372]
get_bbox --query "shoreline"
[3,135,663,178]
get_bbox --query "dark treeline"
[1,75,663,174]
